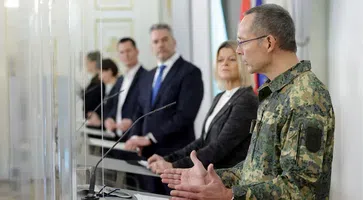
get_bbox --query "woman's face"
[99,70,113,83]
[217,47,240,82]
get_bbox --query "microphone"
[76,89,124,133]
[77,85,101,101]
[84,84,100,95]
[82,101,177,200]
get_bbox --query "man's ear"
[266,35,276,53]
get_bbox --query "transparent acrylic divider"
[2,0,85,199]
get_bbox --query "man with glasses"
[161,4,335,199]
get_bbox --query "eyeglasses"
[237,35,268,48]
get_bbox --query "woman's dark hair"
[101,59,119,76]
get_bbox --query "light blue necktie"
[151,65,166,106]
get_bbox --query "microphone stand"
[82,102,177,200]
[77,84,102,102]
[76,89,124,133]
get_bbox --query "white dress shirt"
[152,52,180,87]
[115,63,141,136]
[204,87,240,138]
[104,83,114,96]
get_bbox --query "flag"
[211,0,229,96]
[254,0,268,90]
[251,0,268,93]
[240,0,267,93]
[256,0,263,6]
[240,0,257,93]
[240,0,251,20]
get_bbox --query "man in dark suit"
[104,38,146,139]
[82,51,103,119]
[124,24,204,159]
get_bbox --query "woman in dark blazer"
[148,40,258,173]
[86,59,122,128]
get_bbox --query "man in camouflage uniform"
[161,4,335,200]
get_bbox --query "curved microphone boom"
[77,85,101,102]
[82,101,177,200]
[84,84,100,95]
[76,89,124,133]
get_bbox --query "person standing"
[161,4,335,200]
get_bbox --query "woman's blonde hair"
[214,40,252,90]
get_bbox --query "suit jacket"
[164,86,258,169]
[82,74,104,118]
[107,66,147,121]
[133,56,204,158]
[102,78,123,120]
[85,79,121,130]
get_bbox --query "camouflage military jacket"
[217,61,335,200]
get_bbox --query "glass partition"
[1,0,83,199]
[1,0,170,199]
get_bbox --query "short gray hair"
[245,4,297,52]
[87,51,101,69]
[149,23,174,36]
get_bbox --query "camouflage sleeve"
[231,106,335,200]
[216,161,244,188]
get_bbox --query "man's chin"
[157,55,166,61]
[247,66,255,74]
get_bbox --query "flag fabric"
[211,0,229,96]
[240,0,256,93]
[241,0,267,93]
[256,0,263,6]
[240,0,251,20]
[254,0,268,92]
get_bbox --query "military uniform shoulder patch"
[305,126,323,153]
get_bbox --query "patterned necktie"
[151,65,166,106]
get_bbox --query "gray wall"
[328,0,363,198]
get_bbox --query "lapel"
[108,83,118,98]
[123,66,143,106]
[146,69,157,111]
[128,66,143,91]
[204,87,247,139]
[115,76,123,90]
[200,93,223,139]
[151,57,183,109]
[86,74,101,91]
[115,75,123,96]
[117,76,124,88]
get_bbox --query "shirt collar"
[258,60,311,100]
[157,52,180,68]
[225,86,240,98]
[125,63,141,78]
